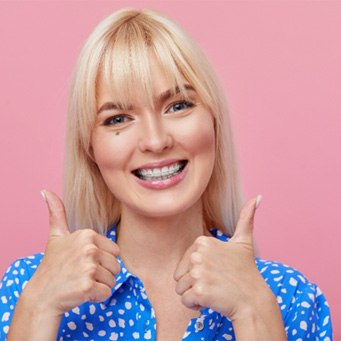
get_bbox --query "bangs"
[96,15,200,109]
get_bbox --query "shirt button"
[195,321,204,331]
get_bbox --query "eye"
[103,114,132,126]
[166,100,194,114]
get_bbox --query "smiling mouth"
[133,160,188,181]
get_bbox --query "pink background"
[0,1,340,337]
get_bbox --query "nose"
[138,113,173,153]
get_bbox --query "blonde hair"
[64,8,243,237]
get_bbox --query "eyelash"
[102,100,195,126]
[166,100,195,113]
[103,114,132,126]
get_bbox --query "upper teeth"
[137,162,183,180]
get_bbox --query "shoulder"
[256,258,332,338]
[1,253,44,292]
[255,257,324,307]
[0,253,44,338]
[2,253,44,276]
[255,257,324,301]
[256,258,310,290]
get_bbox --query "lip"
[133,160,189,190]
[132,159,184,171]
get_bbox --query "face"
[91,56,216,220]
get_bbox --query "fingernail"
[255,194,263,209]
[40,190,47,203]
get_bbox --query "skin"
[7,56,287,340]
[92,57,216,220]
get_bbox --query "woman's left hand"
[174,197,287,339]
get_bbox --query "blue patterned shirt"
[0,226,332,340]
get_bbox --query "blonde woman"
[0,9,332,341]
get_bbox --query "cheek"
[183,113,216,159]
[91,132,131,172]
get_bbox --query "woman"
[0,9,332,340]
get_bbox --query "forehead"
[96,53,191,109]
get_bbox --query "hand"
[174,196,274,320]
[23,190,120,316]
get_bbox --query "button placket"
[194,313,206,333]
[195,320,204,332]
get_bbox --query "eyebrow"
[97,102,126,114]
[97,84,195,114]
[157,84,195,103]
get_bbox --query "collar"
[106,226,135,294]
[102,225,230,308]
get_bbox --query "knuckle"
[190,251,203,265]
[114,260,121,274]
[109,276,116,288]
[53,204,65,214]
[49,204,65,220]
[194,236,208,248]
[239,206,252,222]
[175,284,181,296]
[83,244,99,259]
[112,243,120,255]
[79,229,97,242]
[91,286,112,303]
[194,236,216,253]
[81,279,96,297]
[102,286,113,301]
[192,283,204,297]
[85,263,97,278]
[181,294,188,306]
[72,229,83,238]
[189,268,201,280]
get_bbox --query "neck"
[117,200,208,281]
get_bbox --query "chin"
[128,195,203,220]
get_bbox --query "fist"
[173,196,272,320]
[24,191,120,316]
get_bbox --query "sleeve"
[257,259,333,341]
[0,255,42,340]
[283,280,332,340]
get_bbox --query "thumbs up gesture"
[24,190,120,316]
[174,196,277,321]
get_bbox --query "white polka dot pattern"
[0,227,332,340]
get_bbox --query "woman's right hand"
[22,190,120,316]
[7,191,120,341]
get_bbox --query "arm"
[230,283,287,341]
[7,292,62,341]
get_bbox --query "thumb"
[41,190,70,238]
[232,195,262,243]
